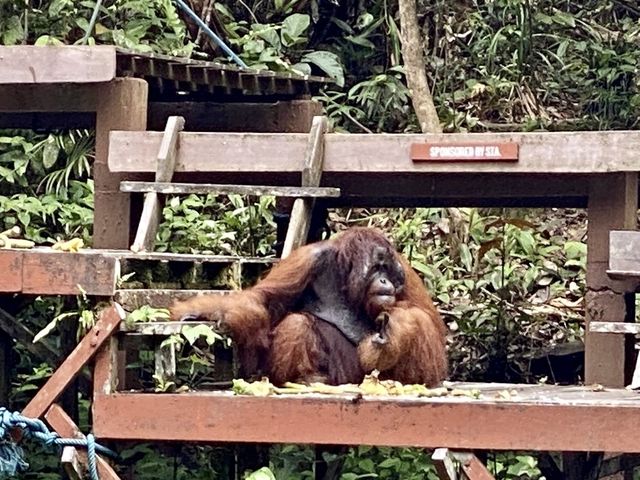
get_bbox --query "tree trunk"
[398,0,441,133]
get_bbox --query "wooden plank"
[94,78,148,249]
[61,446,83,480]
[131,116,185,253]
[108,131,640,175]
[120,181,340,198]
[0,46,116,84]
[45,404,121,480]
[455,454,495,480]
[0,250,23,292]
[0,84,99,112]
[21,250,118,296]
[155,116,185,182]
[412,142,518,162]
[114,289,228,310]
[589,322,640,334]
[22,305,123,419]
[130,193,162,253]
[120,321,219,335]
[282,116,328,258]
[586,174,637,388]
[102,249,276,264]
[92,390,640,452]
[432,448,458,480]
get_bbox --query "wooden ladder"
[119,115,334,383]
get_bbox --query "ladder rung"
[120,181,340,198]
[120,321,220,335]
[115,288,231,310]
[102,250,278,264]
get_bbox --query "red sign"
[411,142,519,162]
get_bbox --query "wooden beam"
[94,78,148,249]
[0,84,99,112]
[121,181,340,198]
[20,250,118,296]
[61,446,83,480]
[22,305,123,419]
[282,116,328,258]
[108,131,640,175]
[589,322,640,334]
[120,321,219,335]
[131,116,185,253]
[44,404,121,480]
[433,448,458,480]
[0,46,116,84]
[586,173,638,388]
[455,453,495,480]
[92,386,640,452]
[114,288,228,310]
[0,250,23,292]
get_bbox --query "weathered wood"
[94,78,148,249]
[61,446,83,480]
[102,249,276,264]
[108,130,640,175]
[586,174,637,388]
[18,250,118,296]
[0,250,23,292]
[589,322,640,334]
[282,116,328,258]
[120,321,219,335]
[455,453,495,480]
[154,339,177,386]
[131,115,184,254]
[44,404,121,480]
[92,383,640,451]
[115,289,228,310]
[22,306,123,419]
[433,448,458,480]
[0,46,116,84]
[0,84,99,113]
[130,193,162,253]
[120,181,340,198]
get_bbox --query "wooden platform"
[92,382,640,452]
[0,45,328,97]
[0,248,275,296]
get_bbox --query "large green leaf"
[301,51,344,87]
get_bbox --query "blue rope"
[173,0,249,68]
[0,408,119,480]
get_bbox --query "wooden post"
[94,78,148,249]
[585,173,637,387]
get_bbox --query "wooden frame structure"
[3,45,640,479]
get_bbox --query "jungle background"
[1,0,639,478]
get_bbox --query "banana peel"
[232,370,481,399]
[52,238,84,252]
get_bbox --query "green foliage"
[0,130,94,244]
[157,194,277,256]
[0,0,193,55]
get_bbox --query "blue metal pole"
[173,0,249,69]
